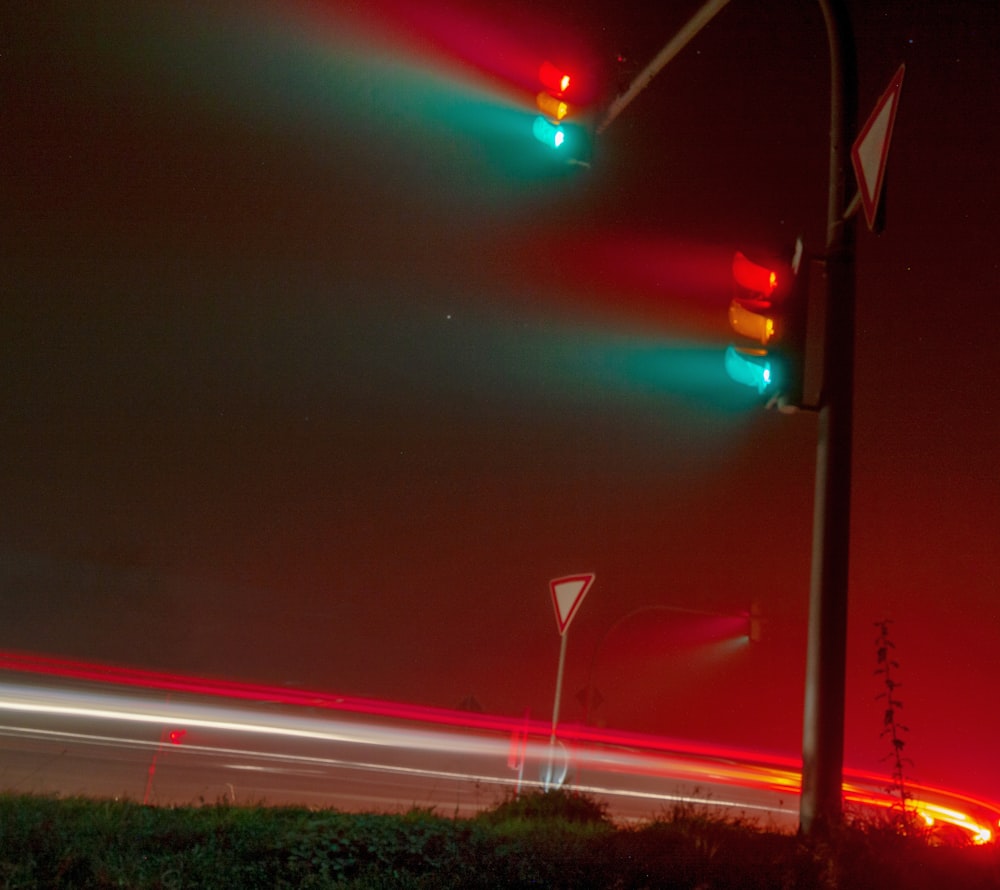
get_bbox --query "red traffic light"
[539,61,571,95]
[732,251,778,297]
[168,729,187,745]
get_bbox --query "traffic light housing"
[532,60,592,165]
[748,600,765,643]
[724,238,822,412]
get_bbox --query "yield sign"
[851,64,905,231]
[550,573,595,635]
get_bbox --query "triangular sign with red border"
[851,64,905,231]
[550,573,595,635]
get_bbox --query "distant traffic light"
[532,61,591,164]
[533,61,573,150]
[168,728,187,744]
[724,238,822,412]
[748,601,765,643]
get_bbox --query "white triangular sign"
[550,573,595,635]
[851,64,905,231]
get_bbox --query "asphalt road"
[0,674,994,843]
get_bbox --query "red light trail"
[0,650,995,843]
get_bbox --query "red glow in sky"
[3,0,1000,821]
[286,0,597,106]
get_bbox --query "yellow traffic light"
[536,92,570,121]
[728,299,776,344]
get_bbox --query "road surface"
[0,664,994,843]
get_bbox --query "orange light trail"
[0,650,996,843]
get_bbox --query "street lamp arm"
[584,603,747,725]
[596,0,732,135]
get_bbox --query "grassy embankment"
[1,789,998,888]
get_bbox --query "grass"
[0,789,998,889]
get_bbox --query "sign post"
[545,573,595,788]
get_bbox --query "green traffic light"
[724,345,775,395]
[533,115,565,148]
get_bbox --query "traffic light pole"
[598,0,860,837]
[597,0,732,135]
[799,0,858,837]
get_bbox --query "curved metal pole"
[800,0,858,838]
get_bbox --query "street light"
[583,604,752,726]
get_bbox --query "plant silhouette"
[874,618,912,816]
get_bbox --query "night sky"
[4,0,1000,804]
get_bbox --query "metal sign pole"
[546,630,569,789]
[800,0,858,838]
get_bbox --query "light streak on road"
[912,802,993,845]
[0,681,509,754]
[0,653,997,844]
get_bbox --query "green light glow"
[69,2,569,191]
[724,345,775,395]
[533,116,565,148]
[455,305,768,420]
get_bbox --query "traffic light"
[724,238,819,412]
[532,61,591,164]
[533,61,572,149]
[168,728,187,744]
[748,600,765,643]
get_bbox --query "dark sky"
[4,0,1000,805]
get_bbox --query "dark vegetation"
[1,789,998,889]
[874,618,912,818]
